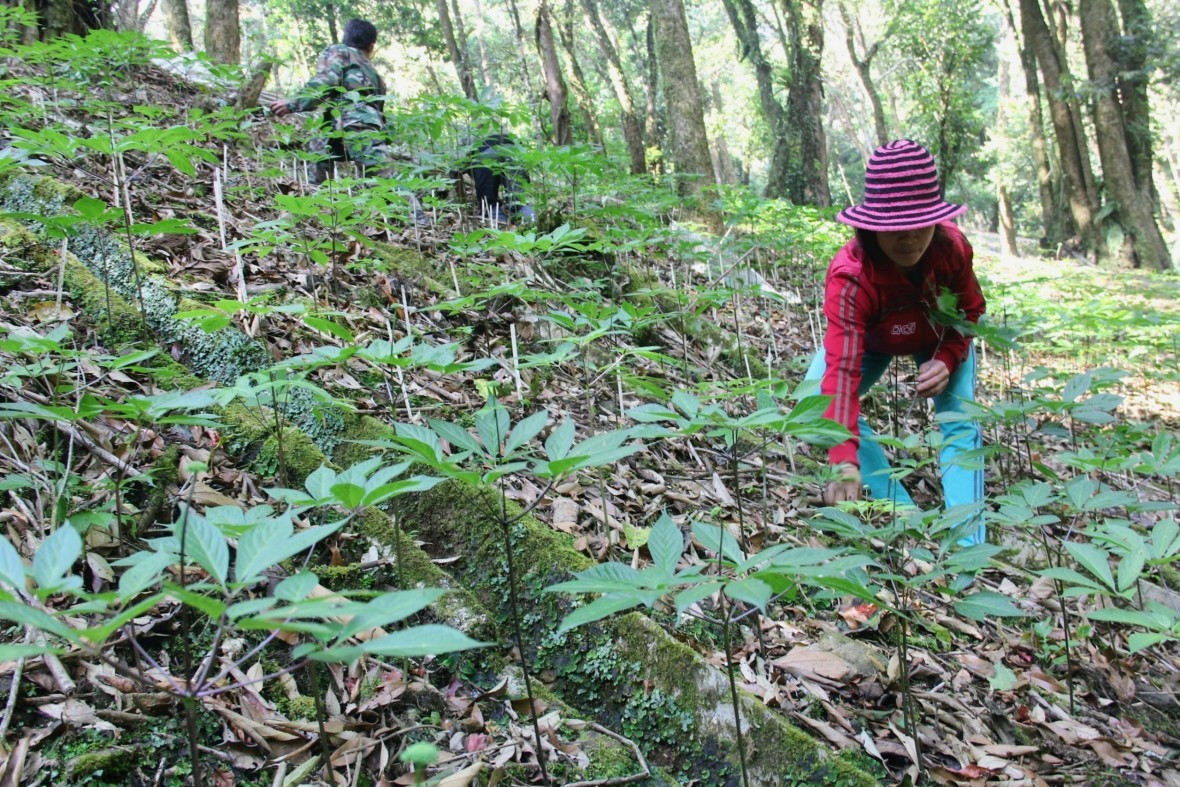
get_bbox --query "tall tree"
[996,48,1018,255]
[837,0,888,147]
[204,0,240,63]
[1020,0,1102,257]
[436,0,478,99]
[559,0,605,149]
[720,0,791,197]
[1113,0,1157,210]
[161,0,193,51]
[784,0,829,206]
[1001,0,1066,247]
[1079,0,1170,269]
[581,0,646,173]
[536,0,572,145]
[649,0,715,198]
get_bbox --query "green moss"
[68,746,136,781]
[332,413,392,470]
[385,478,877,785]
[259,425,326,487]
[366,241,451,297]
[280,695,319,721]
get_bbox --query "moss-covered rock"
[386,479,877,786]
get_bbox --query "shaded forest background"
[10,0,1180,271]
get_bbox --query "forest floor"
[1,39,1180,787]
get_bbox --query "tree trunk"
[1114,0,1156,207]
[506,0,544,137]
[996,50,1018,255]
[473,0,492,88]
[161,0,193,52]
[437,0,478,100]
[1079,0,1171,270]
[784,0,829,206]
[721,0,790,197]
[536,0,572,145]
[837,0,888,147]
[37,0,108,39]
[641,15,660,144]
[649,0,715,198]
[581,0,646,173]
[450,0,480,95]
[1002,0,1066,246]
[204,0,240,63]
[1019,0,1101,257]
[559,0,605,150]
[710,81,738,185]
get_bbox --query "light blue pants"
[805,346,986,545]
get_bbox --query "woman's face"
[876,226,936,268]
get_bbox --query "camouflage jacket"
[287,44,386,130]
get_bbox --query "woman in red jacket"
[806,139,986,545]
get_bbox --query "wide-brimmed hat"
[836,139,966,232]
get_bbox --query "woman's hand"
[916,359,949,397]
[823,463,862,505]
[270,99,292,117]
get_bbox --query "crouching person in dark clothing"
[271,19,390,185]
[466,135,535,225]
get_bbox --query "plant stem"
[499,482,550,785]
[306,663,337,782]
[720,596,750,787]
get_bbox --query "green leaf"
[427,419,485,456]
[118,551,175,599]
[556,593,651,634]
[1116,549,1147,593]
[303,315,354,342]
[361,475,443,507]
[954,592,1028,621]
[0,600,77,641]
[648,514,683,575]
[330,482,365,509]
[0,536,25,591]
[546,562,646,595]
[724,578,773,611]
[504,409,549,455]
[343,625,489,658]
[1128,632,1170,653]
[175,513,229,586]
[235,516,293,585]
[673,581,721,613]
[0,643,58,660]
[544,419,575,460]
[337,589,447,641]
[988,661,1019,691]
[275,572,319,602]
[31,524,81,591]
[1064,542,1116,592]
[691,521,744,564]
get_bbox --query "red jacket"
[820,223,985,467]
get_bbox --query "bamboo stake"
[510,323,525,400]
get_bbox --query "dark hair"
[343,19,378,51]
[855,225,948,266]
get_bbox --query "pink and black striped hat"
[836,139,966,231]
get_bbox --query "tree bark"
[536,0,572,145]
[996,49,1018,255]
[1002,0,1065,246]
[204,0,240,63]
[1019,0,1101,257]
[1114,0,1156,206]
[581,0,646,173]
[710,81,738,185]
[643,16,660,146]
[161,0,193,52]
[721,0,790,197]
[506,0,543,137]
[437,0,478,100]
[649,0,715,198]
[1079,0,1171,269]
[783,0,829,206]
[837,0,888,147]
[559,0,604,150]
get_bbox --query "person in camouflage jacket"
[271,19,390,183]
